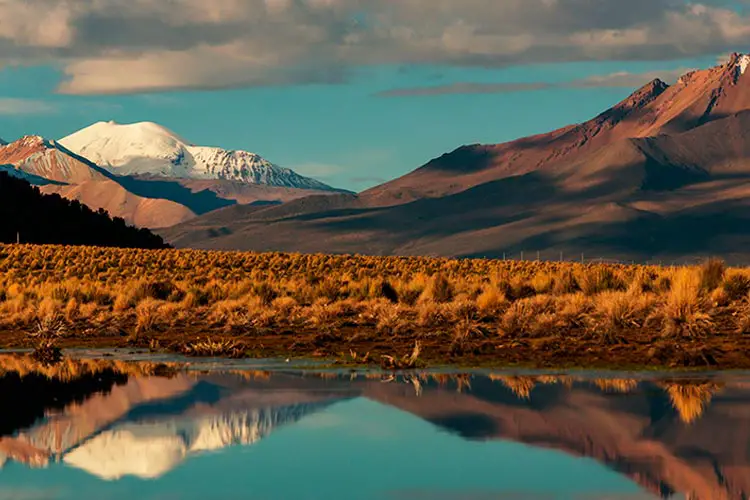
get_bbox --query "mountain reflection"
[0,354,747,499]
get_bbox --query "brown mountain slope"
[0,136,109,184]
[161,178,346,206]
[161,54,750,262]
[39,180,196,229]
[363,52,750,206]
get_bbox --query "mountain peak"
[59,121,337,190]
[730,52,750,76]
[621,78,669,109]
[588,77,670,132]
[84,120,190,145]
[17,135,49,147]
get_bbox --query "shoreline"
[3,320,750,371]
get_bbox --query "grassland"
[1,244,750,369]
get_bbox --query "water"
[0,354,745,499]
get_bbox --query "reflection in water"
[660,381,720,424]
[0,355,746,499]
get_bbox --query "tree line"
[0,172,169,248]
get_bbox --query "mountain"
[59,121,336,190]
[161,52,750,262]
[0,124,348,229]
[0,171,168,248]
[0,136,196,228]
[0,136,110,184]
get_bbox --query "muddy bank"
[2,320,749,370]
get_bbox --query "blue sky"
[0,1,747,191]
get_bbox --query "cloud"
[0,0,747,94]
[376,68,695,96]
[0,98,56,115]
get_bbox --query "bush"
[376,280,399,304]
[722,273,750,301]
[699,258,725,291]
[421,274,454,303]
[131,279,176,302]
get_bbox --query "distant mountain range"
[160,52,750,262]
[0,123,347,229]
[9,53,750,259]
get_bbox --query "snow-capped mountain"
[59,121,334,190]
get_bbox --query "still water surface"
[0,353,744,499]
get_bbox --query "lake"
[0,351,744,499]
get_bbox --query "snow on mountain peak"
[738,54,750,75]
[59,121,335,190]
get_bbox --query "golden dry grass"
[0,244,747,351]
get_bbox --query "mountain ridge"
[0,131,348,228]
[161,53,750,262]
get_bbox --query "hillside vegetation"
[1,245,749,368]
[0,172,168,248]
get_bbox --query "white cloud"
[0,1,748,94]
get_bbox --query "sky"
[0,1,749,192]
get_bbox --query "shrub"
[588,291,655,343]
[699,258,725,291]
[579,267,625,295]
[660,269,712,338]
[722,273,750,301]
[375,280,399,303]
[500,295,554,337]
[131,279,176,302]
[253,282,278,306]
[476,286,507,315]
[421,274,454,303]
[552,269,579,295]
